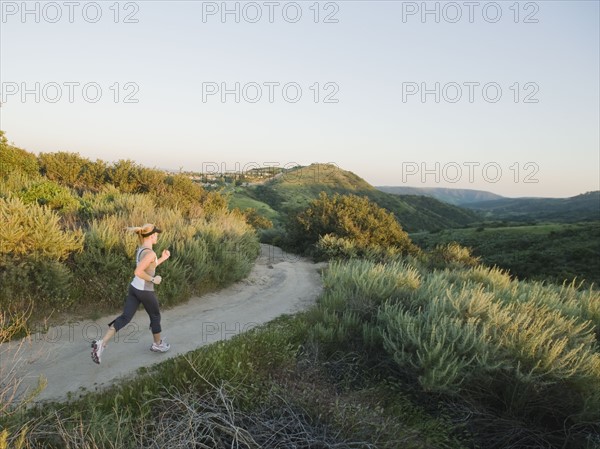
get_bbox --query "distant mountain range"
[376,186,504,205]
[231,167,599,229]
[464,191,600,222]
[377,186,599,223]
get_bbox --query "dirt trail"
[4,245,325,405]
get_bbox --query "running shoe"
[150,339,170,353]
[91,339,104,364]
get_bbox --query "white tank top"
[131,247,157,291]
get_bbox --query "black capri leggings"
[109,284,162,334]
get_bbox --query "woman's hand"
[157,249,171,265]
[152,275,162,285]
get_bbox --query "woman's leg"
[138,291,169,352]
[105,285,141,345]
[92,286,140,364]
[101,326,117,345]
[138,290,162,344]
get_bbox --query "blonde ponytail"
[126,224,156,244]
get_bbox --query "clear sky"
[1,0,598,197]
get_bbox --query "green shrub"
[316,234,360,259]
[321,259,421,308]
[0,171,43,200]
[78,159,109,192]
[0,257,76,312]
[134,166,165,193]
[379,305,493,392]
[309,258,600,446]
[379,285,600,425]
[0,131,39,178]
[17,179,80,213]
[70,217,132,308]
[0,196,83,260]
[316,233,410,262]
[38,151,87,188]
[0,197,82,311]
[427,242,481,269]
[107,159,142,193]
[443,265,513,291]
[288,192,419,257]
[194,213,260,286]
[235,207,273,230]
[310,259,421,358]
[79,191,176,229]
[151,174,227,219]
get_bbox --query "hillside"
[235,164,480,232]
[411,222,600,287]
[377,186,504,205]
[464,191,600,222]
[3,136,598,449]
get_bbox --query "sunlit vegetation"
[1,131,598,448]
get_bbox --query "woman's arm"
[134,251,157,281]
[156,249,171,266]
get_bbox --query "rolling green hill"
[411,222,600,286]
[234,164,480,232]
[463,191,600,222]
[227,191,280,223]
[377,186,504,205]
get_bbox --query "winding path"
[4,245,325,405]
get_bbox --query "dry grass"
[0,307,47,419]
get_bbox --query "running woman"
[91,223,171,364]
